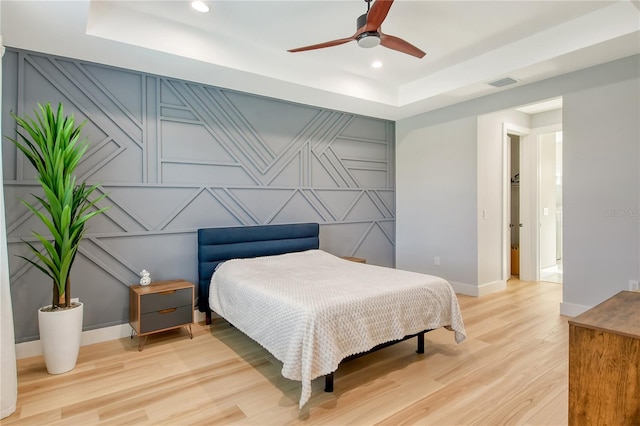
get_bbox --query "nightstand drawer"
[140,287,192,314]
[139,305,193,334]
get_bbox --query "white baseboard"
[478,280,507,296]
[559,302,591,318]
[448,281,479,296]
[16,323,131,360]
[16,310,205,360]
[449,280,506,297]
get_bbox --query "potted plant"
[7,102,108,374]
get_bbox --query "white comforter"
[209,249,466,408]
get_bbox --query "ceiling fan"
[288,0,426,59]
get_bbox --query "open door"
[505,134,514,278]
[507,134,520,278]
[503,123,539,282]
[518,132,540,282]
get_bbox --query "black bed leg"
[324,373,334,392]
[205,310,212,325]
[417,331,425,354]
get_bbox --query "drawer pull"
[158,290,176,295]
[159,308,177,315]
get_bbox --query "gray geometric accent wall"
[2,48,396,342]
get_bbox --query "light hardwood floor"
[5,278,568,425]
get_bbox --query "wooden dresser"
[568,291,640,425]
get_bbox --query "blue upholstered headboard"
[197,223,320,313]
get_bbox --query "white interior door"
[519,133,540,281]
[504,135,512,279]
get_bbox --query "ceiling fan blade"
[380,33,426,58]
[365,0,394,31]
[288,35,357,53]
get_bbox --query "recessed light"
[371,61,383,69]
[191,1,209,13]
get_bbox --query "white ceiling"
[1,1,639,119]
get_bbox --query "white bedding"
[209,249,466,408]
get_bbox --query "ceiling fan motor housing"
[356,13,381,48]
[356,13,368,30]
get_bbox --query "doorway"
[509,134,520,277]
[539,131,563,283]
[502,123,535,282]
[503,117,563,284]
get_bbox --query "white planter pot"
[38,302,84,374]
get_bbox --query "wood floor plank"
[7,279,569,425]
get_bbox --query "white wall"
[563,76,640,312]
[397,55,640,311]
[531,109,562,129]
[477,110,529,290]
[396,116,478,293]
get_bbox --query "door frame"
[502,122,540,282]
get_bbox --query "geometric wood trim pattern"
[2,48,395,342]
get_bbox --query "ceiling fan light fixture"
[357,32,381,48]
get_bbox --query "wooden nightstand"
[341,256,366,264]
[129,279,194,351]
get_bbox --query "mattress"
[209,249,466,407]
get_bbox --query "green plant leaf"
[6,102,109,308]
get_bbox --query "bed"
[197,223,466,408]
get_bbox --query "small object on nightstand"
[341,256,366,264]
[129,279,194,351]
[139,269,151,286]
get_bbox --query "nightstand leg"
[185,324,193,339]
[138,335,148,351]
